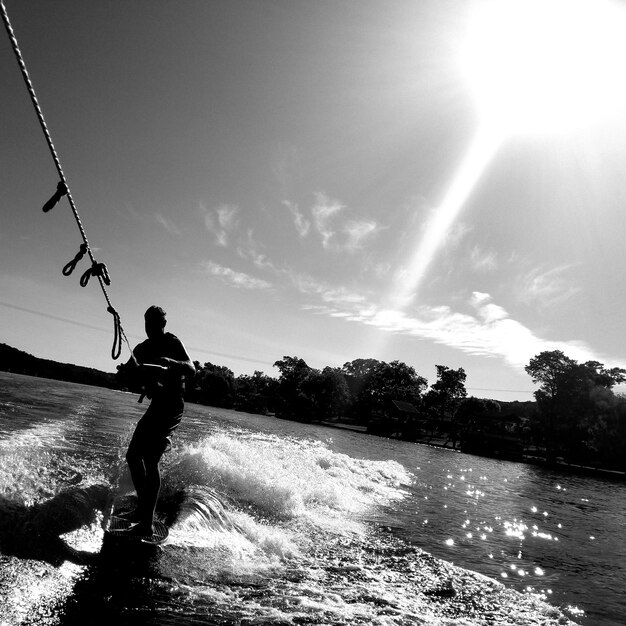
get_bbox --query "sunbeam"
[388,123,503,308]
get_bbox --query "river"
[0,371,623,625]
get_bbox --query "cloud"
[236,230,281,275]
[236,236,369,306]
[311,192,379,251]
[360,295,595,368]
[300,288,604,370]
[283,201,310,237]
[121,204,182,237]
[283,268,367,306]
[155,213,181,236]
[122,202,143,222]
[207,216,606,371]
[343,220,379,250]
[469,246,497,272]
[201,260,272,291]
[312,193,343,248]
[517,265,582,309]
[470,291,508,323]
[200,203,239,247]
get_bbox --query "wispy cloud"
[235,234,370,307]
[286,269,367,305]
[517,265,582,309]
[200,203,239,247]
[343,220,379,250]
[202,219,607,371]
[283,201,310,237]
[201,260,272,291]
[312,193,343,248]
[236,230,279,272]
[382,295,595,366]
[469,246,497,272]
[311,192,379,252]
[301,288,604,370]
[121,202,143,222]
[271,144,299,196]
[155,213,181,236]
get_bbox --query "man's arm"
[157,338,195,377]
[118,348,141,373]
[158,356,195,376]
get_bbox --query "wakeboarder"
[119,305,195,538]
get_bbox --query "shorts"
[127,399,183,459]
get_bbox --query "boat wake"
[0,425,580,625]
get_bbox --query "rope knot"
[42,181,68,213]
[92,262,111,285]
[62,242,89,276]
[80,261,111,287]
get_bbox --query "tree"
[456,396,500,425]
[525,350,626,464]
[423,366,467,431]
[341,358,381,408]
[273,356,313,419]
[525,351,573,459]
[302,367,350,419]
[234,370,278,414]
[357,360,427,419]
[342,358,381,381]
[195,362,236,408]
[274,356,310,386]
[586,396,626,471]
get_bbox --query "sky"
[3,0,626,402]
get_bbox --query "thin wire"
[466,387,534,395]
[1,1,133,360]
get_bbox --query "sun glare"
[384,0,626,317]
[461,0,626,135]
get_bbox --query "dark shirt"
[133,332,188,402]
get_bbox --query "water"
[0,372,623,625]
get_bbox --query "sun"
[461,0,626,135]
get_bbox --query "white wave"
[167,432,411,521]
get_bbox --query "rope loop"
[107,305,122,360]
[94,262,111,285]
[62,243,89,276]
[42,181,68,213]
[79,261,111,287]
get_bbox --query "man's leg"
[126,432,147,514]
[123,408,181,534]
[136,447,164,533]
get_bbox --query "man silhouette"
[122,306,195,536]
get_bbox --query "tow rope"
[1,1,133,361]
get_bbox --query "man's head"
[144,305,167,339]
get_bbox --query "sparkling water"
[1,371,623,625]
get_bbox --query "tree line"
[3,340,624,473]
[0,343,117,388]
[185,356,468,425]
[179,351,626,473]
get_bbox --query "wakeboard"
[104,515,169,545]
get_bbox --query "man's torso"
[134,332,187,401]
